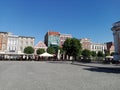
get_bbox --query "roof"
[48,31,60,35]
[0,31,8,34]
[19,36,35,39]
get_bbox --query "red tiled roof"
[48,31,60,35]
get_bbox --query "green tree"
[36,48,45,55]
[82,49,91,59]
[91,51,97,61]
[63,38,82,60]
[111,52,114,56]
[47,46,56,54]
[58,47,64,54]
[63,38,71,57]
[91,51,97,57]
[104,50,110,56]
[24,46,34,54]
[70,38,82,60]
[97,51,104,57]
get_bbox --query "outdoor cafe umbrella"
[105,56,113,59]
[39,52,54,57]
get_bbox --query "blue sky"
[0,0,120,44]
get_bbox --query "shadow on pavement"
[71,63,120,74]
[47,61,71,64]
[84,67,120,74]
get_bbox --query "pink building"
[60,34,72,47]
[34,41,47,54]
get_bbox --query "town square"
[0,0,120,90]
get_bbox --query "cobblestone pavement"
[0,61,119,90]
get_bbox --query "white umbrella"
[40,52,54,57]
[105,56,113,59]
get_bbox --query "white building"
[80,38,107,53]
[111,21,120,60]
[6,33,35,54]
[90,43,107,54]
[18,36,35,53]
[7,33,19,54]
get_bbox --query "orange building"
[0,32,8,53]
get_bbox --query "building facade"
[111,21,120,60]
[106,42,114,54]
[60,34,72,47]
[90,43,107,54]
[34,41,47,54]
[80,38,107,53]
[7,33,19,54]
[0,32,8,53]
[80,38,91,50]
[18,36,35,53]
[5,33,35,54]
[45,31,60,47]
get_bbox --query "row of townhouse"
[43,31,114,54]
[0,31,114,56]
[34,31,72,54]
[80,38,114,54]
[0,31,72,55]
[0,32,34,54]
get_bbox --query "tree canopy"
[63,38,82,60]
[36,48,45,55]
[91,51,97,57]
[97,51,104,57]
[24,46,34,54]
[111,52,114,56]
[82,49,91,59]
[47,46,56,54]
[63,38,71,56]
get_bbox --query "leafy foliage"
[97,51,104,57]
[36,48,45,55]
[47,46,56,54]
[104,50,110,56]
[70,38,82,57]
[110,52,114,56]
[58,47,64,54]
[91,51,97,57]
[63,38,82,60]
[63,38,72,56]
[82,49,91,59]
[24,46,34,54]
